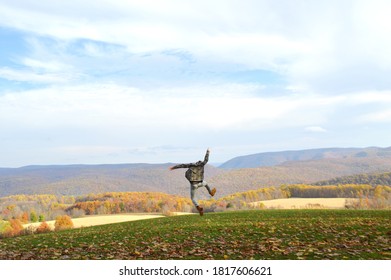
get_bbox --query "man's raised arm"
[201,148,210,165]
[169,148,210,170]
[169,163,195,170]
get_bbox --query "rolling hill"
[219,146,391,169]
[209,156,391,195]
[2,146,391,198]
[1,210,389,260]
[314,171,391,186]
[0,163,222,197]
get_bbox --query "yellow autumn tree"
[54,215,74,231]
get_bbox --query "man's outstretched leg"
[209,186,216,197]
[201,181,216,197]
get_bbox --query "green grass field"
[0,210,390,260]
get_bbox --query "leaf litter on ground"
[0,209,390,260]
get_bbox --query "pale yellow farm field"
[24,213,166,230]
[250,198,356,209]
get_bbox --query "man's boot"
[196,205,204,216]
[210,188,216,197]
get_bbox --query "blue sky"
[1,0,391,167]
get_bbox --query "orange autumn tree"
[3,219,24,237]
[36,221,52,234]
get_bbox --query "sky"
[1,0,391,167]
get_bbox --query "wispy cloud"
[0,67,69,83]
[305,126,327,133]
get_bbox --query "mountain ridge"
[219,146,391,169]
[1,146,391,198]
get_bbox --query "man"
[169,148,216,216]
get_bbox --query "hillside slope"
[210,157,391,195]
[0,164,222,197]
[0,210,389,260]
[314,171,391,186]
[2,147,391,198]
[219,146,391,169]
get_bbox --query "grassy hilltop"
[0,209,390,260]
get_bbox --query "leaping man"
[169,148,216,216]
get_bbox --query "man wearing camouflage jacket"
[169,148,216,216]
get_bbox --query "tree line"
[314,171,391,187]
[70,192,192,215]
[200,184,391,211]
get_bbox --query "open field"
[1,209,390,260]
[23,213,165,230]
[251,198,356,209]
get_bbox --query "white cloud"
[305,126,327,133]
[341,91,391,124]
[0,83,262,129]
[0,67,69,83]
[4,85,382,133]
[359,110,391,123]
[0,83,342,133]
[22,58,68,72]
[351,91,391,104]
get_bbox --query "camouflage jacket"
[171,150,209,183]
